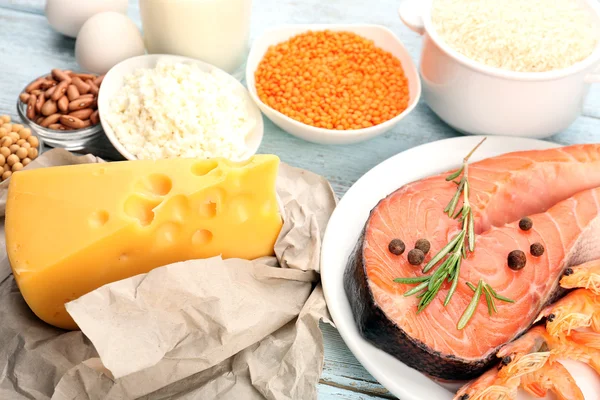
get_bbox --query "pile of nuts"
[0,115,40,182]
[19,69,104,131]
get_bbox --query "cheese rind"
[6,155,283,330]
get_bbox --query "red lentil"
[255,30,410,130]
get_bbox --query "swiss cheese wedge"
[6,155,283,330]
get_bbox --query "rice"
[105,61,254,161]
[431,0,599,72]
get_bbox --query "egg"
[45,0,128,38]
[75,12,145,75]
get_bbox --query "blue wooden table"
[1,0,599,398]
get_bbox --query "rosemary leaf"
[444,270,460,306]
[453,204,466,220]
[466,281,477,291]
[462,242,468,259]
[423,232,463,273]
[484,285,498,314]
[404,281,429,297]
[429,262,449,291]
[468,211,475,252]
[394,276,431,284]
[446,165,464,181]
[445,179,465,216]
[488,286,515,303]
[457,280,483,330]
[483,285,494,316]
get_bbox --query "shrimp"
[453,368,518,400]
[560,260,600,295]
[536,289,600,338]
[454,326,599,400]
[521,361,584,400]
[453,327,550,400]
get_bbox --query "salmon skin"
[344,144,600,380]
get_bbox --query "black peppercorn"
[408,249,425,265]
[530,242,544,257]
[508,250,527,270]
[519,217,533,231]
[388,239,405,255]
[564,267,574,276]
[415,238,431,254]
[547,313,555,322]
[459,394,470,400]
[501,356,512,365]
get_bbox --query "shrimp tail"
[521,361,584,400]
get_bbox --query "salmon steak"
[344,144,600,380]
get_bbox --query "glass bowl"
[17,74,104,151]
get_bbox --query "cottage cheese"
[105,61,254,160]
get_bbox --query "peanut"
[51,80,69,101]
[22,69,103,130]
[67,84,80,101]
[25,78,45,92]
[90,110,100,125]
[60,115,86,129]
[40,113,61,128]
[45,86,57,97]
[58,95,69,113]
[72,77,90,94]
[27,94,37,120]
[69,108,93,120]
[52,69,72,82]
[41,99,58,116]
[69,97,94,111]
[40,79,57,90]
[74,73,96,81]
[35,93,45,114]
[87,79,99,96]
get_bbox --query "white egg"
[75,12,146,75]
[45,0,128,38]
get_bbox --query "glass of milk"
[139,0,252,79]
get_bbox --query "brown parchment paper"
[0,149,337,400]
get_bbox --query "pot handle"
[398,0,426,35]
[585,66,600,83]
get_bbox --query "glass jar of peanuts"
[0,115,43,182]
[17,71,104,151]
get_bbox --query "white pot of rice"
[398,0,600,138]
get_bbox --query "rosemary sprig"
[464,280,514,322]
[395,139,486,315]
[394,138,514,329]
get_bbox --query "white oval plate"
[98,54,264,161]
[321,136,600,400]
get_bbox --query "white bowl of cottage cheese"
[98,54,263,161]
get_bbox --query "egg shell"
[45,0,128,38]
[75,12,145,75]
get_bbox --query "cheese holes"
[146,174,172,196]
[135,174,172,197]
[89,210,109,228]
[199,188,225,218]
[191,160,218,176]
[124,195,161,226]
[192,229,213,245]
[199,201,217,218]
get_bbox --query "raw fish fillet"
[344,144,600,380]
